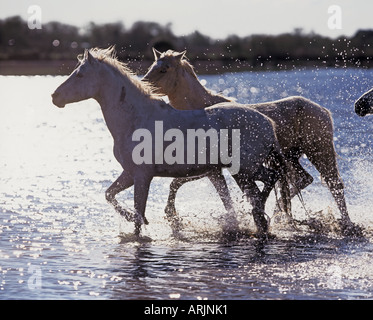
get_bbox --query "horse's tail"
[267,144,292,217]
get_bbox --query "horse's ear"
[152,48,162,61]
[84,49,96,64]
[175,50,187,61]
[77,53,84,61]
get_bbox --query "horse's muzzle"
[354,99,370,117]
[51,92,65,108]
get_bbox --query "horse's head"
[355,88,373,117]
[52,50,102,108]
[143,48,186,95]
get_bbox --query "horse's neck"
[95,85,127,141]
[168,68,229,110]
[95,71,174,142]
[94,73,138,141]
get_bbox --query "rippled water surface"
[1,69,373,300]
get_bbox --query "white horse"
[143,48,363,237]
[51,47,289,236]
[355,88,373,116]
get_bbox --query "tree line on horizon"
[1,15,373,70]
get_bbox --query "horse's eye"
[76,72,83,78]
[160,65,170,74]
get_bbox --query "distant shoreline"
[1,17,372,76]
[0,59,371,76]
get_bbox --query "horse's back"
[251,96,334,153]
[252,96,332,126]
[205,102,275,139]
[205,102,277,168]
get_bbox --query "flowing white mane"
[89,46,161,100]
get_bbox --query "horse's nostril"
[51,91,65,108]
[52,92,59,99]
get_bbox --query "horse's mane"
[89,47,161,100]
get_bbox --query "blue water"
[0,68,373,300]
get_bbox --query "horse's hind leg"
[246,180,269,235]
[269,155,312,216]
[285,151,314,198]
[208,170,239,233]
[305,143,363,236]
[165,176,204,220]
[234,173,268,235]
[255,165,279,204]
[257,154,292,217]
[306,143,345,210]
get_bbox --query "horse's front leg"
[133,175,152,235]
[105,171,135,222]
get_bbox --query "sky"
[0,0,372,39]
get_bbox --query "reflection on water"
[1,71,373,299]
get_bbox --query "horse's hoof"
[221,231,239,242]
[120,210,135,222]
[255,219,269,236]
[255,231,272,242]
[164,206,177,220]
[134,216,143,236]
[252,209,269,234]
[339,220,364,238]
[134,224,141,237]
